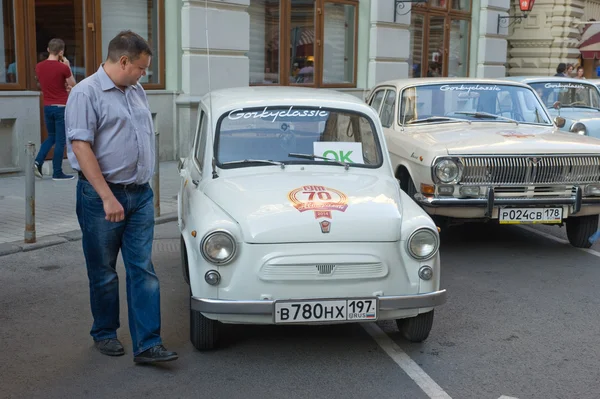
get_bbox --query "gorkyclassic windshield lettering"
[367,78,600,248]
[177,87,447,350]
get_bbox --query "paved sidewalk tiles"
[0,161,180,255]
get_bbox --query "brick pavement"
[0,161,180,254]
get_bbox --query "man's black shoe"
[134,344,178,364]
[94,338,125,356]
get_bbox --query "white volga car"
[177,86,447,350]
[366,78,600,248]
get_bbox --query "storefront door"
[25,0,101,161]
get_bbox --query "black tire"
[566,215,599,248]
[396,310,434,343]
[190,298,219,350]
[398,170,418,202]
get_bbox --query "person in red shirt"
[34,38,77,180]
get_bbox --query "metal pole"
[25,142,36,243]
[152,130,160,218]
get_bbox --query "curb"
[0,212,178,257]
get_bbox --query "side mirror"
[553,101,561,110]
[177,157,185,173]
[554,116,566,128]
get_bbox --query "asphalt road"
[2,220,600,399]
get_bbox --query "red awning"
[579,23,600,59]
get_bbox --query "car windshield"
[215,106,382,168]
[529,81,600,110]
[398,83,553,125]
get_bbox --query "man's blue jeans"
[76,179,163,356]
[35,105,66,177]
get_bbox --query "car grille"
[461,156,600,185]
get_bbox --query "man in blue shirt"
[65,30,177,364]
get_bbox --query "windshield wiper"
[221,159,285,168]
[288,152,351,170]
[408,116,471,124]
[454,111,519,125]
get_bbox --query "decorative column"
[507,0,585,76]
[367,0,411,87]
[477,0,511,77]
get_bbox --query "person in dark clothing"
[555,63,567,77]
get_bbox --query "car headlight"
[407,228,439,260]
[200,230,237,264]
[434,158,462,183]
[570,122,587,135]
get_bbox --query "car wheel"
[396,310,434,343]
[566,215,599,248]
[190,298,220,350]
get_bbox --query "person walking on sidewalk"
[34,38,77,181]
[64,30,178,364]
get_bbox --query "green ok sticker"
[314,142,365,164]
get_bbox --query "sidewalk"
[0,161,180,255]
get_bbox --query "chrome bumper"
[191,289,447,315]
[416,186,600,216]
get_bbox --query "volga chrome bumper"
[416,186,600,216]
[191,290,447,315]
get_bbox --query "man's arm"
[66,92,124,222]
[61,58,77,89]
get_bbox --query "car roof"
[199,86,372,117]
[369,77,534,91]
[503,76,598,85]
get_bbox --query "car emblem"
[528,157,540,165]
[319,220,331,233]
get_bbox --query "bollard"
[152,131,161,218]
[25,142,36,243]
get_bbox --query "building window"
[249,0,280,84]
[249,0,358,88]
[0,0,18,86]
[409,1,471,78]
[101,0,164,88]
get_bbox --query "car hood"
[202,171,403,243]
[413,123,600,155]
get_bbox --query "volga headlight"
[407,228,439,260]
[434,158,462,183]
[570,122,587,135]
[201,230,236,264]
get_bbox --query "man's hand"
[72,140,124,223]
[103,195,125,223]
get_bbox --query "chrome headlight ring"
[432,157,463,184]
[200,229,237,265]
[407,228,440,261]
[570,122,587,136]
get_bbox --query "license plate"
[499,207,563,224]
[274,298,378,324]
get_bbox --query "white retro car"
[177,86,447,350]
[366,78,600,248]
[504,76,600,138]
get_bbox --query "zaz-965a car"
[367,78,600,248]
[177,86,447,350]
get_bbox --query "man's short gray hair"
[107,30,153,62]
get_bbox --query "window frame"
[410,1,471,79]
[0,0,27,90]
[95,0,166,90]
[250,0,359,89]
[193,108,209,174]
